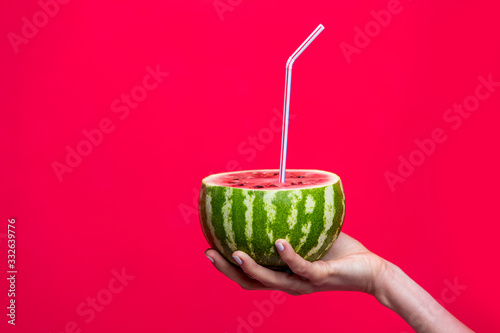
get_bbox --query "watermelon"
[199,170,345,270]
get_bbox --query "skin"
[205,232,473,333]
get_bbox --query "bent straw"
[279,24,325,183]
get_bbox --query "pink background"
[2,0,500,332]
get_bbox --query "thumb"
[275,239,320,281]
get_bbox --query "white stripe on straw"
[279,24,325,183]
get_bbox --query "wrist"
[372,259,401,308]
[371,261,462,332]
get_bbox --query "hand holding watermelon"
[200,25,473,329]
[205,233,473,332]
[204,232,384,296]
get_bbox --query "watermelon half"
[199,170,345,270]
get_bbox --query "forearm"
[374,261,473,333]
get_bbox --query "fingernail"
[206,255,214,263]
[233,255,243,265]
[276,242,285,252]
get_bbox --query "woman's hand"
[204,232,388,296]
[205,233,474,332]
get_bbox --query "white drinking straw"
[279,24,325,183]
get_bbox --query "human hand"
[204,232,388,296]
[205,232,473,332]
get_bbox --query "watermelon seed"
[269,184,277,187]
[291,181,298,185]
[254,185,264,188]
[298,175,305,178]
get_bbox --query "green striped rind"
[199,172,345,270]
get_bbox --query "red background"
[1,0,500,332]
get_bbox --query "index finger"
[205,249,270,291]
[232,250,314,295]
